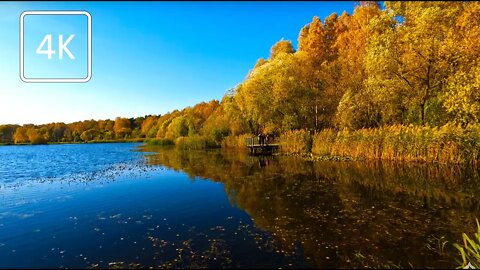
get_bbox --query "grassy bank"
[276,124,480,165]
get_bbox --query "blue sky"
[0,1,356,125]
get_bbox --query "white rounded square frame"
[20,11,92,83]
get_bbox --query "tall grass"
[221,134,250,149]
[175,135,218,150]
[146,138,175,146]
[146,136,218,150]
[279,129,312,154]
[311,124,480,165]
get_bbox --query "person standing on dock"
[258,133,264,146]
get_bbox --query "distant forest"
[1,2,479,146]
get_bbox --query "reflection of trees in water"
[140,146,480,268]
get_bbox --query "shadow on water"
[139,145,480,268]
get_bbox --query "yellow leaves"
[269,39,295,60]
[113,117,132,138]
[444,64,480,125]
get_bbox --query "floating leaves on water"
[210,226,225,232]
[108,261,125,269]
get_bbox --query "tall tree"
[113,117,132,139]
[373,1,464,125]
[334,2,381,129]
[269,39,295,60]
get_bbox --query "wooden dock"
[246,137,279,155]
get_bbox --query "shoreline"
[3,135,478,168]
[0,139,145,146]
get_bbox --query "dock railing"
[245,136,279,147]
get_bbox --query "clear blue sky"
[0,1,356,125]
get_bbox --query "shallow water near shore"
[1,142,479,268]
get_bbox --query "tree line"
[1,2,479,145]
[0,100,222,144]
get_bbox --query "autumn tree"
[269,39,295,60]
[165,116,188,139]
[13,126,29,144]
[368,1,464,126]
[141,116,159,138]
[0,125,19,144]
[443,2,480,125]
[26,127,47,145]
[80,129,98,142]
[113,117,132,139]
[334,2,382,129]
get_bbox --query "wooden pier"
[246,137,279,155]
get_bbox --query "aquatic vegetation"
[454,219,480,268]
[146,138,175,147]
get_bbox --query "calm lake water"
[1,143,480,268]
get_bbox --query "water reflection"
[139,145,480,268]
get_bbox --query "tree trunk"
[420,101,425,125]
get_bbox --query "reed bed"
[311,124,480,165]
[146,138,175,146]
[279,129,313,154]
[221,134,250,149]
[174,135,218,150]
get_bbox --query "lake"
[0,143,479,268]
